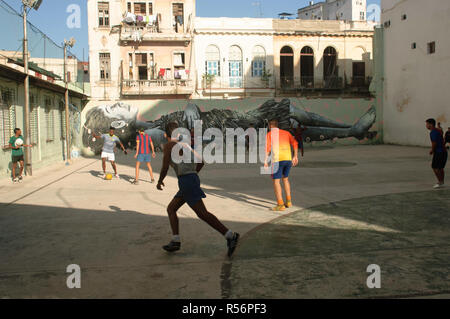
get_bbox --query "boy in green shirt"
[9,128,32,183]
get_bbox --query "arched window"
[229,46,243,88]
[280,46,294,88]
[300,46,314,88]
[205,45,220,76]
[323,46,337,78]
[252,45,266,77]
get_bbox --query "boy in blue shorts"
[265,119,299,211]
[156,122,240,257]
[132,128,156,185]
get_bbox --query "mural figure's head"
[83,102,138,155]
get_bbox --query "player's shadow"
[89,170,103,178]
[120,175,135,183]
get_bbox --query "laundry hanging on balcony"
[123,12,136,24]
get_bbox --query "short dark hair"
[165,122,179,137]
[269,118,279,126]
[109,126,115,130]
[14,128,21,133]
[426,119,436,126]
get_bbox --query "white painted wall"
[382,0,450,146]
[194,18,274,94]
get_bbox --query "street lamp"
[22,0,43,176]
[63,37,76,165]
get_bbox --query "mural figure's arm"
[290,104,352,129]
[300,106,377,142]
[182,103,202,129]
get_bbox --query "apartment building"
[87,0,195,101]
[298,0,367,22]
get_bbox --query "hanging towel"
[136,15,144,22]
[123,12,136,24]
[176,15,184,25]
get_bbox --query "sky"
[1,0,381,60]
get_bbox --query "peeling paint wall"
[382,0,450,146]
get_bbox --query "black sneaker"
[163,241,181,252]
[18,176,23,183]
[227,233,240,257]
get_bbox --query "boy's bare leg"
[19,161,24,177]
[12,162,17,179]
[102,158,107,174]
[189,200,228,235]
[167,197,186,236]
[272,179,284,204]
[135,162,141,181]
[146,162,155,181]
[282,177,291,200]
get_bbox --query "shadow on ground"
[223,189,450,299]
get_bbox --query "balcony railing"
[121,79,194,95]
[120,24,191,42]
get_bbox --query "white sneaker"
[433,183,444,189]
[99,173,106,178]
[12,178,18,183]
[115,174,120,179]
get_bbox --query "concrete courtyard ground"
[0,145,448,298]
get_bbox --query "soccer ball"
[105,173,113,180]
[15,138,24,147]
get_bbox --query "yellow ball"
[105,174,113,180]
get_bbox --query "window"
[205,45,220,76]
[411,42,416,49]
[360,11,365,20]
[174,52,186,79]
[98,2,110,27]
[99,53,111,80]
[427,41,436,54]
[0,87,15,148]
[44,96,55,142]
[384,20,391,28]
[134,2,146,15]
[135,53,148,80]
[252,46,266,77]
[30,93,39,145]
[173,3,184,32]
[401,14,407,20]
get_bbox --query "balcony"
[120,25,192,43]
[121,79,194,96]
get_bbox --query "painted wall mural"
[82,98,378,155]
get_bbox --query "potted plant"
[261,67,272,88]
[202,73,216,100]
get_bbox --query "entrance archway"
[300,46,314,88]
[280,46,294,88]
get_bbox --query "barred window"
[44,96,55,142]
[30,93,40,145]
[0,87,16,148]
[98,2,110,27]
[100,52,111,80]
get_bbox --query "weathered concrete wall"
[82,95,381,156]
[382,0,450,146]
[0,77,84,179]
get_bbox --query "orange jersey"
[266,129,298,162]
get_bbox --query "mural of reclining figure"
[82,99,376,154]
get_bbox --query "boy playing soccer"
[156,122,240,257]
[265,119,299,211]
[131,128,156,185]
